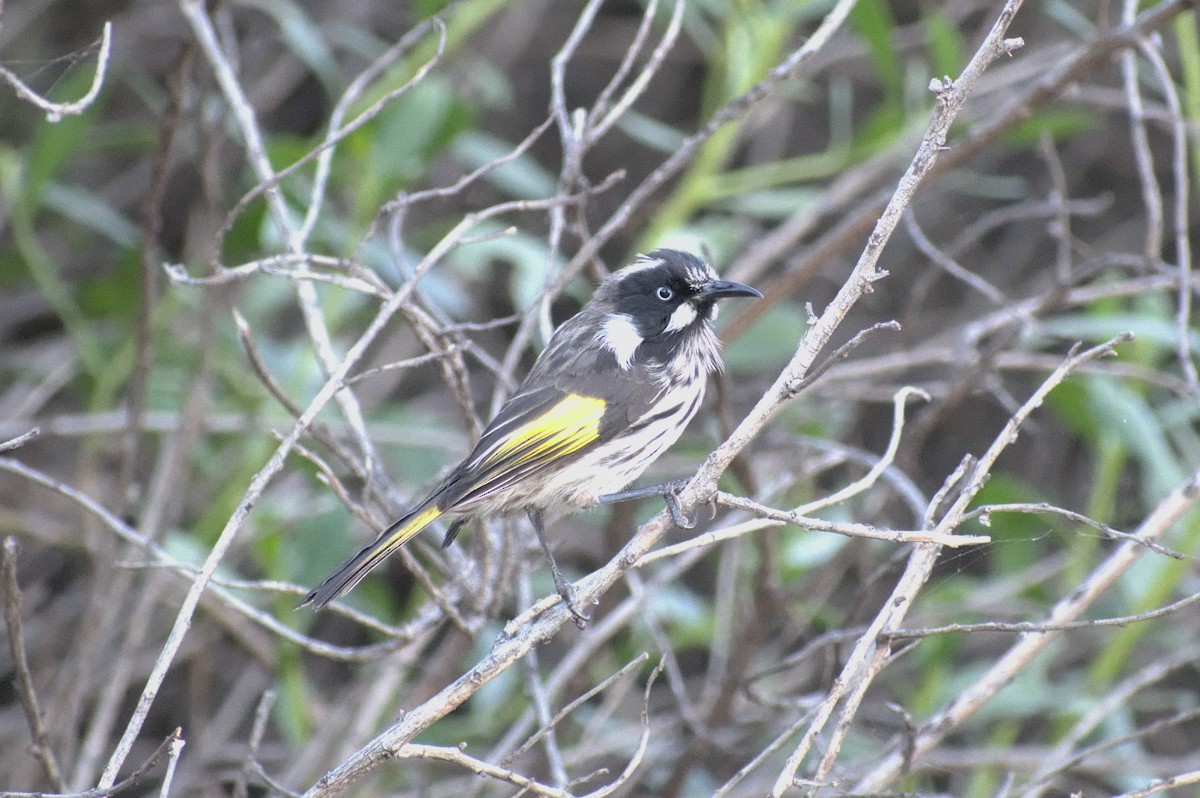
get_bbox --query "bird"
[300,249,761,619]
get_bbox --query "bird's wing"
[437,335,663,510]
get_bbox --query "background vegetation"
[1,0,1198,795]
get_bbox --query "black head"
[590,249,760,372]
[599,249,761,342]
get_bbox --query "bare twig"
[0,21,111,121]
[164,256,388,296]
[588,0,685,143]
[2,538,67,791]
[773,335,1131,792]
[580,658,662,798]
[1136,37,1198,394]
[966,502,1184,559]
[498,0,861,396]
[0,730,182,798]
[179,0,389,516]
[157,734,185,798]
[0,428,39,452]
[904,209,1009,305]
[785,320,902,398]
[507,652,650,766]
[854,462,1200,791]
[886,590,1200,639]
[1112,770,1200,797]
[395,745,572,797]
[515,577,569,787]
[1120,4,1163,267]
[234,691,278,798]
[1038,132,1075,283]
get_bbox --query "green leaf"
[849,0,903,106]
[925,9,966,76]
[1001,108,1099,148]
[21,70,98,206]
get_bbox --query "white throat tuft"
[597,313,643,369]
[665,301,698,333]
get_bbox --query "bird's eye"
[656,286,674,301]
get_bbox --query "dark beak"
[700,279,762,300]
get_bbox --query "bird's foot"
[600,479,716,530]
[552,572,591,628]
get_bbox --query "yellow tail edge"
[300,505,443,609]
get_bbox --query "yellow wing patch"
[485,394,606,467]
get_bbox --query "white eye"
[656,286,674,301]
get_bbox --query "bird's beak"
[700,279,762,300]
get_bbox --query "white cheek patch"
[665,301,698,333]
[597,313,643,369]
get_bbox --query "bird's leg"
[598,479,715,529]
[528,509,589,627]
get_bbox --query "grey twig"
[2,538,67,791]
[0,21,112,121]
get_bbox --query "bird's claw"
[557,582,590,628]
[664,487,696,529]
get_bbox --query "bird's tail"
[299,503,444,609]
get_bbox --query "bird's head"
[592,249,761,370]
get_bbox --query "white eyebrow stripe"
[664,301,697,333]
[616,253,664,276]
[597,314,643,369]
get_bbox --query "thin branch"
[966,502,1184,559]
[794,384,928,514]
[1120,9,1163,266]
[0,428,39,453]
[1038,132,1075,284]
[506,653,650,766]
[785,320,902,398]
[886,590,1200,639]
[394,745,572,797]
[854,462,1200,791]
[156,735,185,798]
[588,0,686,143]
[1118,771,1200,796]
[179,0,387,520]
[164,256,388,297]
[1137,37,1199,394]
[0,21,112,121]
[774,335,1130,793]
[516,577,568,786]
[0,730,182,798]
[578,658,662,798]
[904,209,1010,306]
[2,538,67,791]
